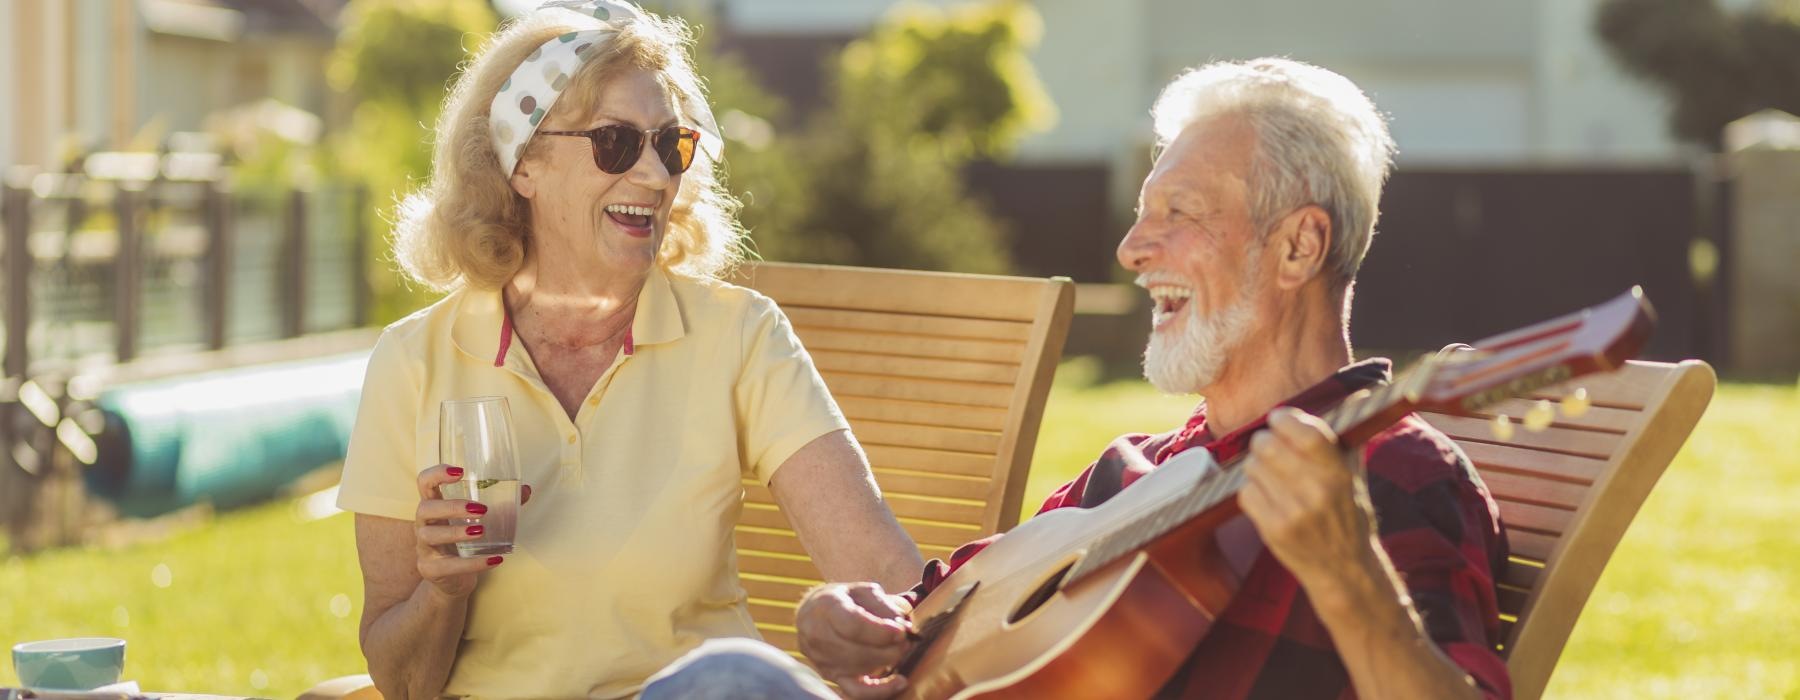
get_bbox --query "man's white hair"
[1151,58,1397,287]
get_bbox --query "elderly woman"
[334,2,920,698]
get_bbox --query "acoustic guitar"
[894,288,1656,700]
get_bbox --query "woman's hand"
[796,582,913,699]
[411,465,532,599]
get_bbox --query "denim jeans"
[639,637,838,700]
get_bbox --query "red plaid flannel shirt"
[903,359,1512,699]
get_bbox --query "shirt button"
[566,433,577,445]
[587,396,599,407]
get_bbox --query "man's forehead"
[1146,116,1254,190]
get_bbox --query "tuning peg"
[1489,414,1516,441]
[1523,400,1556,432]
[1560,388,1590,418]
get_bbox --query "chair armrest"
[295,674,381,700]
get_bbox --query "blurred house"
[690,0,1698,211]
[2,0,349,172]
[687,0,1769,366]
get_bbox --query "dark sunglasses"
[538,124,701,175]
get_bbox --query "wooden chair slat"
[867,469,993,501]
[1498,586,1531,617]
[749,599,798,628]
[1507,529,1560,562]
[1495,499,1577,537]
[837,395,1010,432]
[735,528,809,557]
[1420,414,1624,460]
[1477,471,1593,511]
[864,445,999,478]
[758,626,800,652]
[732,262,1052,322]
[1500,559,1544,590]
[852,422,1001,459]
[743,484,987,525]
[741,503,983,549]
[736,550,823,581]
[1458,441,1609,484]
[822,371,1015,409]
[812,350,1020,385]
[798,328,1026,365]
[742,576,817,603]
[784,306,1034,342]
[881,493,988,524]
[738,524,959,560]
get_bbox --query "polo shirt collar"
[451,266,687,367]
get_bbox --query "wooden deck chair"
[1415,359,1715,700]
[726,261,1077,654]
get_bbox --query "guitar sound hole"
[1008,562,1074,625]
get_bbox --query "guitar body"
[901,450,1255,700]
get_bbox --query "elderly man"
[795,58,1512,700]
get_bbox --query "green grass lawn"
[2,362,1796,698]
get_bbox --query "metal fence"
[1,156,370,375]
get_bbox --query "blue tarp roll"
[85,351,370,517]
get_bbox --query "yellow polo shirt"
[335,267,848,699]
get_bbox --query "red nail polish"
[487,556,504,566]
[466,503,488,515]
[446,466,464,478]
[466,525,484,536]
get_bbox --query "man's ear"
[1273,205,1331,291]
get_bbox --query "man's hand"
[1239,407,1382,590]
[795,582,914,699]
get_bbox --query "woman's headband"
[489,0,723,176]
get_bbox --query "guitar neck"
[1065,372,1424,584]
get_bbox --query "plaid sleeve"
[1363,417,1513,700]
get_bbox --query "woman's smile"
[603,202,656,238]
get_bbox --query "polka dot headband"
[490,0,723,176]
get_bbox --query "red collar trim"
[493,306,634,367]
[495,312,515,368]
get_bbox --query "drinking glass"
[437,397,521,557]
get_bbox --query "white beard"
[1143,282,1258,395]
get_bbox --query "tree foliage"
[715,1,1055,274]
[331,0,1053,322]
[328,0,497,322]
[1596,0,1800,145]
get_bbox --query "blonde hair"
[394,5,743,291]
[1152,58,1395,287]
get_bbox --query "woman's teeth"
[605,204,655,217]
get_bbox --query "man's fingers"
[1268,408,1337,452]
[521,483,533,505]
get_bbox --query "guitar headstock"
[1400,288,1655,428]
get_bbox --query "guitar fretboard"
[1062,368,1429,585]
